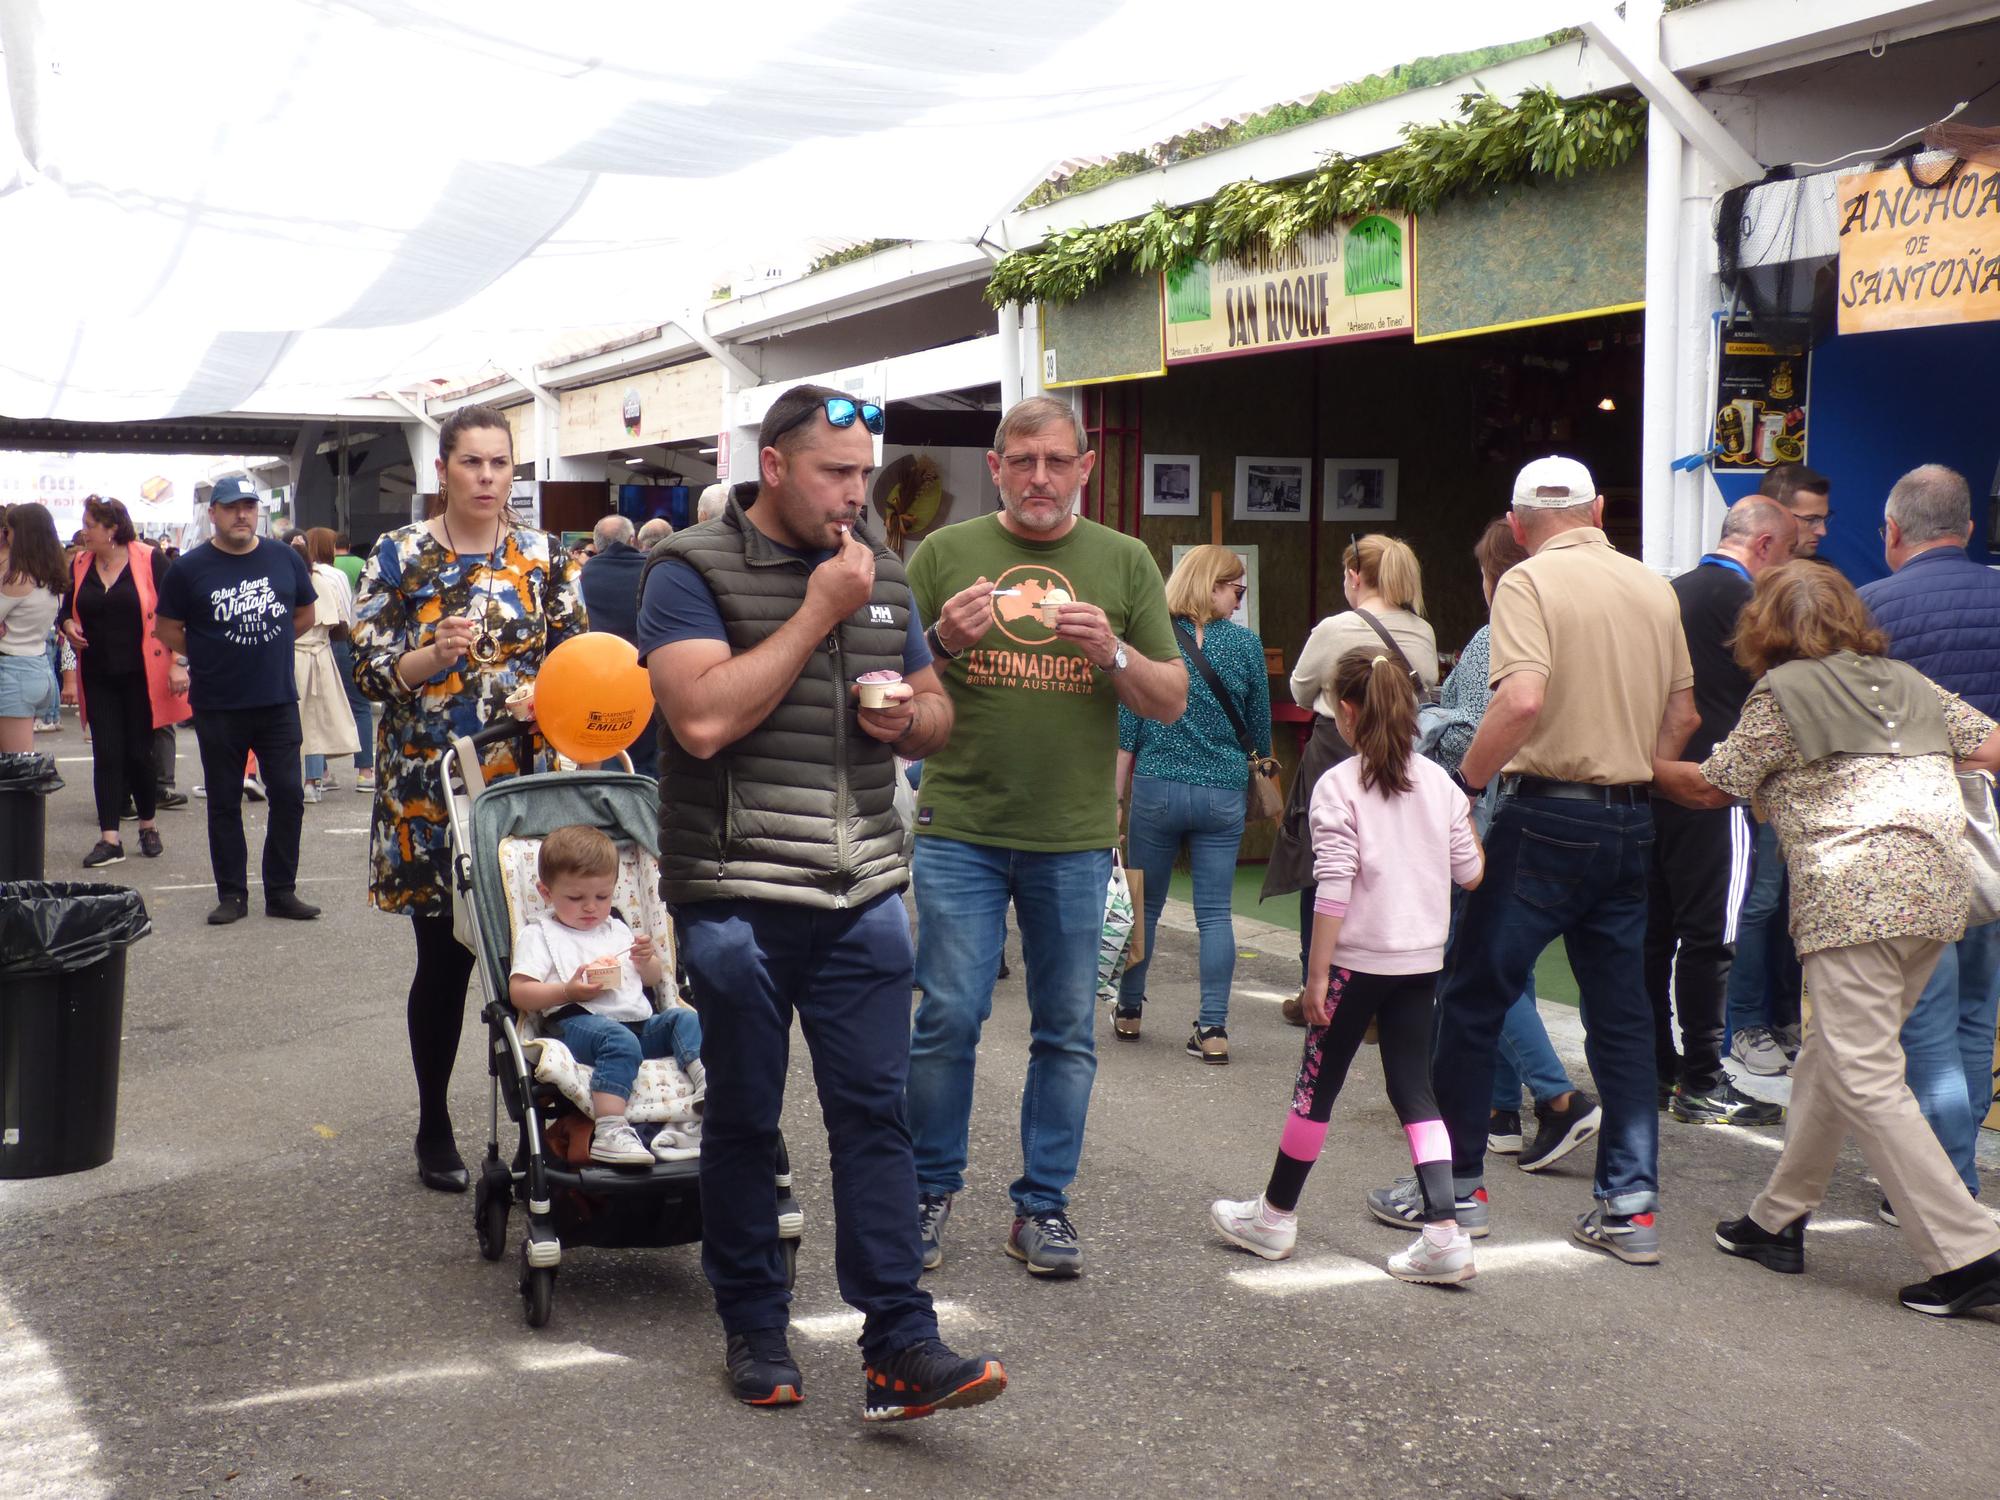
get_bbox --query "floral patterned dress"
[351,524,586,916]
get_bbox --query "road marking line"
[791,1298,973,1342]
[1227,1237,1595,1295]
[147,876,350,892]
[1809,1218,1874,1233]
[1236,987,1293,1004]
[197,1360,489,1412]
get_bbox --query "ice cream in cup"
[855,669,904,710]
[584,957,621,989]
[1039,587,1073,627]
[505,683,536,719]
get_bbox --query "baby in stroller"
[508,824,704,1166]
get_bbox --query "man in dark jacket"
[1860,463,2000,1209]
[640,382,1003,1422]
[578,515,657,777]
[1645,498,1795,1126]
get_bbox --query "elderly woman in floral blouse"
[353,405,587,1193]
[1654,561,2000,1317]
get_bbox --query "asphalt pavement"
[6,718,2000,1500]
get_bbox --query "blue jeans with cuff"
[1490,984,1577,1111]
[1119,775,1245,1030]
[548,1008,702,1099]
[908,836,1112,1215]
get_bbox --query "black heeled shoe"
[416,1140,469,1194]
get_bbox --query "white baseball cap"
[1511,456,1597,509]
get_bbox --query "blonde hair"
[1343,534,1425,617]
[1164,544,1245,625]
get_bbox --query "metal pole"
[1641,101,1682,573]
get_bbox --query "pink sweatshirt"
[1309,755,1483,975]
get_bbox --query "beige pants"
[1752,935,2000,1275]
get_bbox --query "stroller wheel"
[475,1176,510,1262]
[781,1236,798,1290]
[520,1242,556,1329]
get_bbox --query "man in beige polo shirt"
[1366,456,1696,1266]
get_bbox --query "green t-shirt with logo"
[906,512,1178,852]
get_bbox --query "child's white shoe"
[590,1117,654,1166]
[1386,1225,1476,1284]
[1209,1194,1297,1260]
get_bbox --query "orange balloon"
[532,632,653,764]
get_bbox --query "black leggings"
[1264,967,1455,1220]
[410,905,476,1158]
[82,668,155,831]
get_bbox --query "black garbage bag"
[0,882,151,973]
[0,751,62,794]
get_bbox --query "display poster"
[1712,318,1808,469]
[1163,213,1412,364]
[1836,163,2000,335]
[0,451,217,532]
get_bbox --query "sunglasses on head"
[768,396,885,445]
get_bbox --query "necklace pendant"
[469,631,501,667]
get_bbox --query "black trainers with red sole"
[862,1338,1007,1423]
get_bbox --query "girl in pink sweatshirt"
[1211,648,1485,1283]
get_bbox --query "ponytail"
[1332,646,1417,796]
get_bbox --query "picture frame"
[1142,453,1201,517]
[1171,543,1259,634]
[1232,456,1309,522]
[1322,458,1399,522]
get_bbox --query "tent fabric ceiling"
[0,0,1579,421]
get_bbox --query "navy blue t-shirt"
[156,538,315,711]
[637,550,931,675]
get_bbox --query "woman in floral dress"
[352,405,586,1192]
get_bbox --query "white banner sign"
[0,451,220,531]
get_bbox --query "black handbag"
[1175,619,1283,824]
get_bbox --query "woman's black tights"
[410,907,476,1164]
[83,668,155,832]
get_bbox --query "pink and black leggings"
[1264,966,1454,1220]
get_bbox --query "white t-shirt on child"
[509,914,651,1022]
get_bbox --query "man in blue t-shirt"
[155,477,319,926]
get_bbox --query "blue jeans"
[548,1008,703,1100]
[39,630,62,725]
[1724,820,1785,1040]
[303,752,326,782]
[1490,984,1576,1111]
[1119,776,1245,1030]
[1433,795,1659,1215]
[331,638,373,772]
[1900,919,2000,1196]
[676,892,935,1360]
[908,836,1112,1214]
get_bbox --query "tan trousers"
[1752,935,2000,1275]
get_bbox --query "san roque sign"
[1836,163,2000,335]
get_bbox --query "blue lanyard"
[1699,553,1752,585]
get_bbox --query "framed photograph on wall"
[1233,456,1309,522]
[1323,458,1399,522]
[1171,543,1259,634]
[1142,453,1201,517]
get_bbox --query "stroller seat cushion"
[524,1036,705,1127]
[496,833,683,1021]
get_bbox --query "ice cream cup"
[856,670,904,709]
[1039,588,1074,627]
[585,958,621,988]
[505,684,535,718]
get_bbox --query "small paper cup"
[855,672,903,710]
[505,684,535,718]
[585,959,620,987]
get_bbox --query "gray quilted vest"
[647,497,910,909]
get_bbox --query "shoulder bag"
[1351,606,1438,705]
[1961,770,2000,926]
[1175,619,1283,824]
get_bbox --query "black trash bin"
[0,881,150,1178]
[0,752,63,882]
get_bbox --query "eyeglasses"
[767,396,884,444]
[1227,582,1247,598]
[1000,452,1081,478]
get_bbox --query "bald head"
[637,517,672,549]
[592,514,634,551]
[1716,496,1798,577]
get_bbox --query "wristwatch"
[1107,641,1129,674]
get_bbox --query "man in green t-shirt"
[905,395,1186,1279]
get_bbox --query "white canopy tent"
[0,0,1582,421]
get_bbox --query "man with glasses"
[903,395,1186,1279]
[1758,463,1832,561]
[641,383,1005,1420]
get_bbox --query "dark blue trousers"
[675,890,936,1362]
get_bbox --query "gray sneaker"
[917,1191,952,1272]
[1365,1175,1490,1239]
[1006,1209,1082,1277]
[1729,1025,1789,1077]
[1572,1206,1660,1264]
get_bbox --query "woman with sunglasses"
[0,503,69,751]
[351,404,587,1193]
[1112,545,1269,1061]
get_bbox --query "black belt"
[1501,775,1650,807]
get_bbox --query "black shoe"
[1715,1212,1806,1274]
[82,839,125,868]
[1488,1110,1523,1156]
[206,896,249,925]
[1901,1251,2000,1317]
[1670,1081,1784,1127]
[415,1140,469,1194]
[862,1337,1006,1423]
[1186,1024,1229,1063]
[265,892,321,920]
[727,1328,803,1405]
[138,827,163,858]
[1519,1091,1602,1172]
[155,788,189,810]
[119,799,137,822]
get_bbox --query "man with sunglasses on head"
[903,395,1186,1280]
[639,383,1004,1422]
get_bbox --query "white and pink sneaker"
[1209,1195,1298,1260]
[1386,1224,1476,1284]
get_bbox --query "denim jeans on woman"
[1900,919,2000,1196]
[1118,775,1244,1030]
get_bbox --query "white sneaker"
[302,783,324,804]
[1729,1026,1788,1077]
[589,1118,654,1165]
[243,774,267,802]
[1387,1226,1476,1285]
[1209,1194,1297,1260]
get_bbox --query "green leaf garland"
[985,87,1648,308]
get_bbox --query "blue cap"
[209,476,258,505]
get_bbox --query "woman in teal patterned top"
[1114,545,1270,1062]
